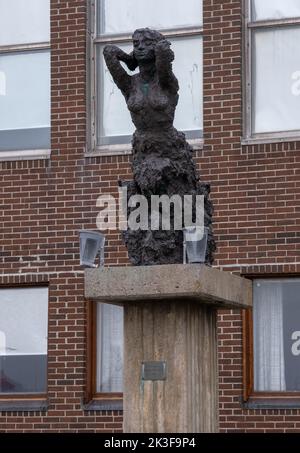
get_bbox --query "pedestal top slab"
[85,264,252,310]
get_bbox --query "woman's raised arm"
[103,45,136,97]
[155,40,179,93]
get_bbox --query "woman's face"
[133,33,156,63]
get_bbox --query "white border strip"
[0,149,51,162]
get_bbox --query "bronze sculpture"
[104,28,215,265]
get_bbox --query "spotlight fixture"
[183,226,208,264]
[79,230,105,268]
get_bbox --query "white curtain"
[0,288,48,393]
[0,287,48,356]
[253,26,300,134]
[0,0,50,46]
[252,0,300,21]
[98,0,203,34]
[0,51,50,131]
[253,280,286,391]
[96,303,124,393]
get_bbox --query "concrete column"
[124,301,218,433]
[85,264,252,433]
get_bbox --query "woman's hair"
[132,28,164,44]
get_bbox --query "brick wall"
[203,0,300,433]
[0,0,299,432]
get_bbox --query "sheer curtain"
[0,0,50,46]
[253,26,300,134]
[99,0,203,33]
[96,303,123,393]
[252,0,300,21]
[253,280,286,391]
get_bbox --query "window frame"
[86,0,204,156]
[85,300,123,410]
[243,275,300,409]
[0,16,51,161]
[0,284,49,409]
[242,0,300,145]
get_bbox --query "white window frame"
[0,286,49,397]
[242,0,300,145]
[0,22,51,161]
[86,0,204,156]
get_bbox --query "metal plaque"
[142,361,167,381]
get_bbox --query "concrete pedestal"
[124,301,217,432]
[85,264,252,433]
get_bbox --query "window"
[86,302,123,406]
[243,0,300,142]
[88,0,203,152]
[243,278,300,406]
[0,0,50,154]
[96,303,123,393]
[0,287,48,396]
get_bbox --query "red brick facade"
[0,0,300,432]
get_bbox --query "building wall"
[204,0,300,433]
[0,0,299,432]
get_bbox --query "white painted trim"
[189,138,204,151]
[0,42,50,54]
[248,18,300,29]
[85,138,204,158]
[0,149,51,161]
[94,26,204,44]
[241,136,300,146]
[85,143,132,157]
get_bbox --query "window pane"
[97,37,202,145]
[253,279,300,392]
[97,0,203,35]
[252,0,300,21]
[252,27,300,134]
[0,0,50,46]
[0,50,50,150]
[97,42,137,143]
[173,37,203,134]
[253,280,286,392]
[0,287,48,394]
[96,303,123,393]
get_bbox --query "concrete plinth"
[85,264,252,433]
[124,301,217,432]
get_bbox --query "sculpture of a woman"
[104,28,215,265]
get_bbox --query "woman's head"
[132,28,164,63]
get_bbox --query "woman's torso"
[126,74,178,132]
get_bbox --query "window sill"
[82,398,123,411]
[85,143,132,157]
[242,395,300,410]
[0,399,48,412]
[0,149,51,162]
[85,139,204,158]
[241,135,300,146]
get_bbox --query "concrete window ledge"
[85,139,204,158]
[242,398,300,410]
[82,400,123,412]
[0,149,51,162]
[0,400,48,412]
